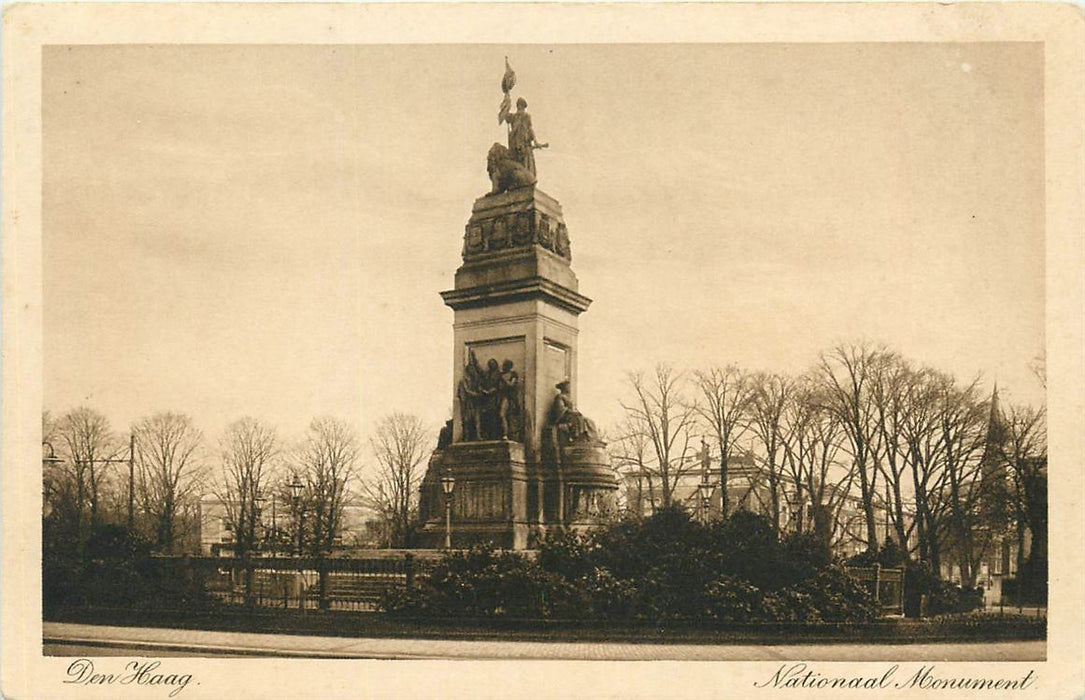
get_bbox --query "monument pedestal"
[418,185,618,549]
[418,441,530,549]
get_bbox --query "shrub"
[421,544,555,618]
[592,507,718,621]
[775,532,833,590]
[786,566,878,623]
[845,538,906,570]
[537,528,599,581]
[711,510,784,590]
[762,588,823,623]
[543,566,637,621]
[578,567,636,619]
[378,584,435,616]
[925,580,984,616]
[704,575,764,622]
[379,510,885,625]
[1003,575,1048,606]
[42,523,212,614]
[902,560,939,617]
[594,506,714,581]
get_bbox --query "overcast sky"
[43,43,1045,447]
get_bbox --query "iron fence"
[845,565,905,616]
[176,554,433,612]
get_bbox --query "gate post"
[318,558,329,611]
[874,563,882,608]
[405,553,415,591]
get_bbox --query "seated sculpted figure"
[549,380,599,444]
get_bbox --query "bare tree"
[999,403,1047,589]
[693,365,754,516]
[132,412,205,553]
[55,407,121,544]
[747,372,792,532]
[608,416,656,517]
[937,377,991,587]
[215,417,279,564]
[870,352,915,553]
[620,365,699,510]
[365,413,429,548]
[293,417,360,556]
[898,366,952,572]
[817,343,887,552]
[779,376,854,546]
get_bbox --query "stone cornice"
[441,276,592,315]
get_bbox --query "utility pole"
[884,482,891,543]
[128,434,135,530]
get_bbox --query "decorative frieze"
[463,206,572,261]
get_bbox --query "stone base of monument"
[418,438,618,550]
[418,441,531,550]
[553,440,620,529]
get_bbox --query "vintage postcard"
[3,3,1083,699]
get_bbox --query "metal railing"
[175,554,432,612]
[845,565,905,616]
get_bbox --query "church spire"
[982,382,1007,472]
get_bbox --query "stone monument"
[417,60,618,549]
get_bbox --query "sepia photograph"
[3,3,1083,699]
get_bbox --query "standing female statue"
[497,58,546,177]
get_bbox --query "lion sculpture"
[487,143,536,194]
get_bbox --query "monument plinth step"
[471,186,562,219]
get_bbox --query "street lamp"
[289,475,304,556]
[441,472,456,549]
[42,441,63,465]
[254,496,267,553]
[42,442,64,519]
[697,480,713,525]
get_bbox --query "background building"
[198,495,371,556]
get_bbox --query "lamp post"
[441,472,456,549]
[289,475,304,557]
[287,476,306,611]
[697,480,713,525]
[42,442,64,520]
[254,496,267,554]
[270,495,277,554]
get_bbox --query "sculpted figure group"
[457,350,522,442]
[488,58,547,195]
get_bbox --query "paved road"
[43,622,1045,661]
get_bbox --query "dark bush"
[903,560,940,617]
[44,524,214,616]
[704,575,764,622]
[378,584,436,616]
[711,510,782,590]
[845,538,906,570]
[775,532,833,589]
[383,509,882,625]
[418,544,556,618]
[761,588,822,623]
[1003,575,1048,606]
[594,506,715,580]
[576,567,636,619]
[925,580,984,616]
[591,507,718,620]
[537,528,599,581]
[785,566,879,623]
